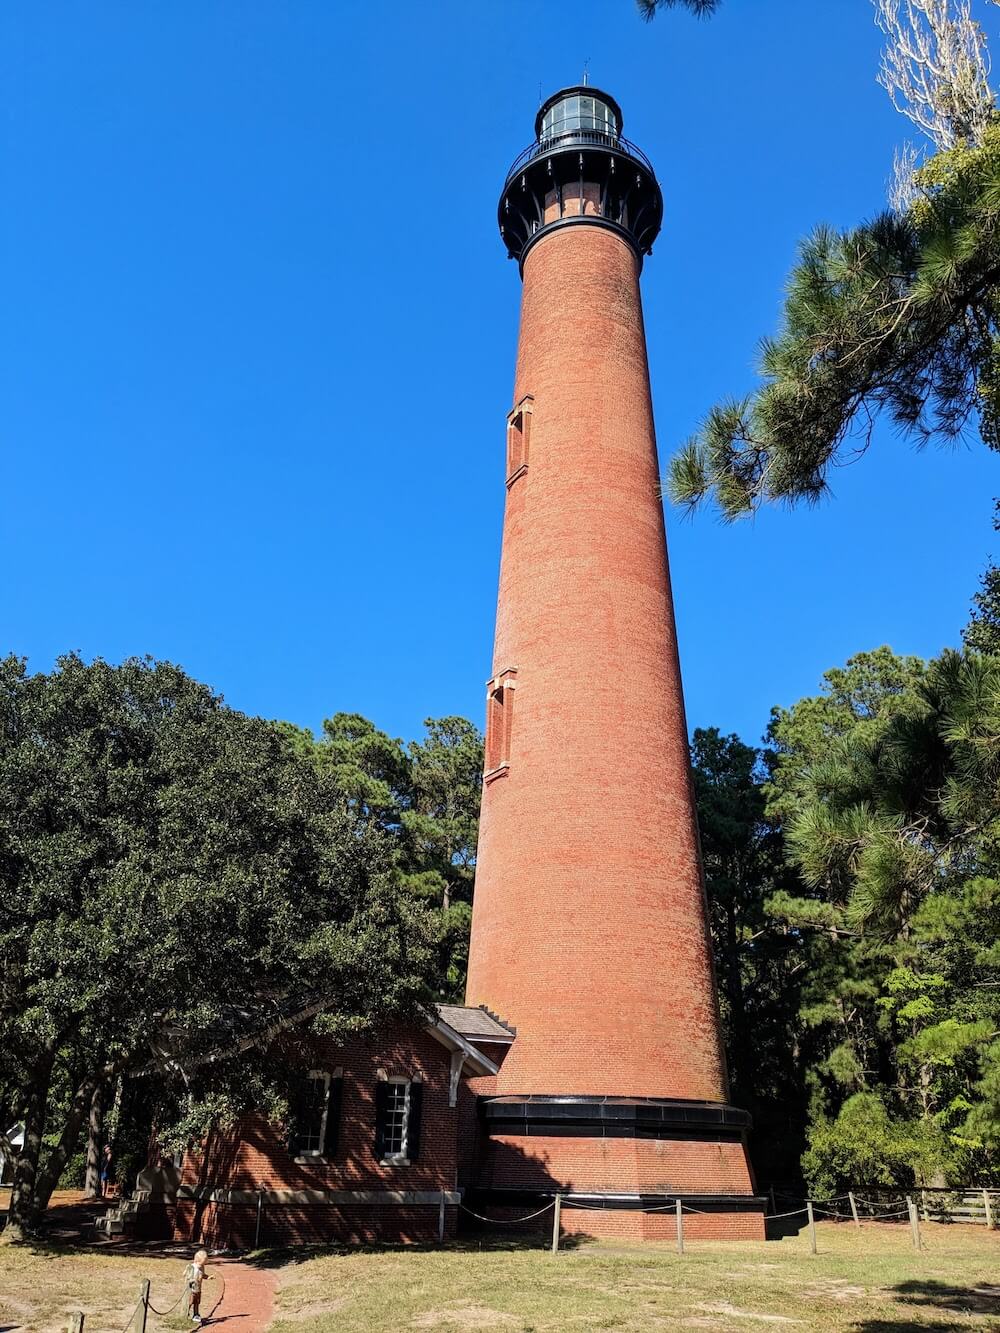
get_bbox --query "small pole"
[438,1192,446,1243]
[675,1197,684,1255]
[983,1189,994,1230]
[139,1279,150,1333]
[806,1200,817,1254]
[768,1185,776,1216]
[550,1194,562,1254]
[70,1314,85,1333]
[849,1191,860,1228]
[255,1189,264,1248]
[907,1197,920,1250]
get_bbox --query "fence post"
[139,1279,150,1333]
[984,1189,994,1230]
[907,1197,921,1250]
[69,1314,85,1333]
[806,1200,817,1254]
[438,1192,446,1243]
[550,1194,562,1254]
[675,1198,684,1255]
[768,1185,776,1216]
[255,1189,264,1249]
[848,1191,860,1228]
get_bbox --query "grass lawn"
[0,1243,189,1333]
[264,1221,1000,1332]
[1,1220,999,1332]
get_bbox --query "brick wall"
[163,1024,462,1245]
[466,219,730,1105]
[473,1132,756,1196]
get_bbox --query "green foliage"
[803,1092,937,1197]
[689,728,804,1182]
[768,644,1000,1189]
[667,123,1000,519]
[637,0,720,17]
[288,711,484,1001]
[0,654,437,1228]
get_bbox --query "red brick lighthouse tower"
[464,87,764,1239]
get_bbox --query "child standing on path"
[184,1249,211,1324]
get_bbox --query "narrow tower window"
[484,667,517,781]
[506,396,533,487]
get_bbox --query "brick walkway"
[200,1256,276,1333]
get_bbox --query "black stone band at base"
[481,1094,752,1140]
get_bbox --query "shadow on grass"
[849,1323,980,1332]
[848,1278,1000,1331]
[241,1230,593,1270]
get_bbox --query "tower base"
[468,1096,766,1242]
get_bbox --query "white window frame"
[380,1076,412,1167]
[296,1070,331,1160]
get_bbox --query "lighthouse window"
[506,396,533,485]
[541,95,617,140]
[484,668,516,778]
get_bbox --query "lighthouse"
[464,87,764,1239]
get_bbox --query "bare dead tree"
[874,0,995,149]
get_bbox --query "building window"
[374,1076,423,1165]
[506,396,533,487]
[484,668,517,780]
[288,1070,342,1159]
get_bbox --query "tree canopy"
[0,654,435,1239]
[667,124,1000,519]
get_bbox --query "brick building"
[140,84,765,1247]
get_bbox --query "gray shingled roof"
[437,1004,516,1040]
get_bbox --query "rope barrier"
[116,1298,143,1333]
[206,1272,227,1320]
[458,1202,554,1224]
[146,1287,187,1317]
[763,1207,810,1220]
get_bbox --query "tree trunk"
[31,1075,97,1219]
[83,1082,105,1199]
[1,1049,54,1244]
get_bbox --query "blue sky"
[4,0,999,748]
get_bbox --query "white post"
[551,1194,562,1254]
[983,1189,994,1230]
[254,1190,263,1248]
[806,1200,817,1254]
[849,1191,860,1228]
[675,1198,684,1255]
[438,1192,447,1243]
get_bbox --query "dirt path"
[201,1257,276,1333]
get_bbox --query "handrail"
[502,131,656,190]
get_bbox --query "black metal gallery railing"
[503,130,657,189]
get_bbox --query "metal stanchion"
[551,1194,562,1254]
[806,1200,817,1254]
[138,1280,150,1333]
[675,1198,684,1255]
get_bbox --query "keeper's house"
[138,1005,514,1247]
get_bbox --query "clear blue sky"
[4,0,999,748]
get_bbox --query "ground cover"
[0,1241,184,1333]
[1,1219,999,1332]
[264,1221,1000,1332]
